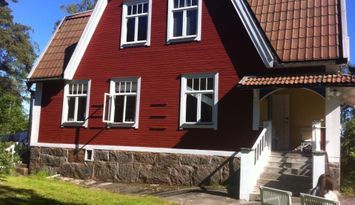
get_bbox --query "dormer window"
[167,0,202,43]
[121,0,152,48]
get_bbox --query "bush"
[0,142,18,175]
[341,119,355,195]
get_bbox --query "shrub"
[341,119,355,195]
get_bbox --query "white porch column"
[312,121,322,152]
[312,151,326,187]
[30,83,43,146]
[239,148,255,201]
[325,88,341,163]
[252,89,260,130]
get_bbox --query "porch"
[238,73,355,201]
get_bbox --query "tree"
[0,0,35,135]
[61,0,97,14]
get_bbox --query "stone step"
[267,161,312,169]
[15,167,29,175]
[270,152,312,159]
[262,166,312,177]
[268,155,312,163]
[260,172,312,180]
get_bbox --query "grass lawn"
[0,175,173,205]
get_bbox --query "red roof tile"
[239,73,355,87]
[29,11,92,80]
[247,0,341,62]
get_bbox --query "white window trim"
[166,0,202,43]
[179,73,218,130]
[61,80,91,127]
[84,149,94,161]
[120,0,152,48]
[103,77,141,129]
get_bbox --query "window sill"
[180,123,215,129]
[61,122,87,128]
[167,35,200,44]
[121,41,149,49]
[107,122,137,129]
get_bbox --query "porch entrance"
[259,88,325,151]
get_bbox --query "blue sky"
[9,1,355,64]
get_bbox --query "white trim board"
[230,0,274,68]
[31,142,240,158]
[64,0,108,80]
[30,83,43,146]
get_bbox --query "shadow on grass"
[0,184,82,205]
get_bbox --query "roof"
[247,0,342,62]
[239,73,355,88]
[28,11,92,81]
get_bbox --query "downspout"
[26,82,34,148]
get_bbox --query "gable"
[28,12,91,81]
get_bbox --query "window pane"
[67,97,75,121]
[173,12,183,37]
[192,0,197,6]
[174,0,179,8]
[186,94,198,122]
[200,94,213,122]
[187,79,193,91]
[193,78,199,90]
[126,18,135,42]
[207,77,214,90]
[143,3,148,12]
[179,0,185,7]
[132,5,137,14]
[187,9,197,35]
[138,4,142,13]
[131,81,137,92]
[114,96,124,122]
[83,83,88,94]
[186,0,191,6]
[125,96,136,122]
[77,97,87,121]
[200,78,206,90]
[138,16,148,41]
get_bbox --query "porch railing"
[239,121,272,201]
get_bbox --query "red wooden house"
[27,0,352,200]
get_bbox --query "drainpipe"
[26,82,34,148]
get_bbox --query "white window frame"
[84,149,94,161]
[120,0,152,48]
[167,0,202,43]
[103,77,141,128]
[179,73,218,130]
[61,80,91,127]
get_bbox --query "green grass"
[0,175,172,205]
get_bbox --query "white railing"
[239,121,272,201]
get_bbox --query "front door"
[272,94,290,150]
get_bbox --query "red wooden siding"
[38,0,266,151]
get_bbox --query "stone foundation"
[328,162,340,190]
[30,147,240,189]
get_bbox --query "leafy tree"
[61,0,97,14]
[0,0,35,135]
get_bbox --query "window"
[167,0,202,43]
[103,77,141,128]
[84,149,94,161]
[121,0,152,47]
[62,80,91,127]
[179,73,218,129]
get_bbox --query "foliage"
[0,142,19,175]
[341,119,355,195]
[61,0,98,14]
[0,175,173,205]
[0,87,28,135]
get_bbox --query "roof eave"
[231,0,275,68]
[27,77,63,83]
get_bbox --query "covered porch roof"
[238,73,355,89]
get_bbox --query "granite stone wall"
[29,147,240,188]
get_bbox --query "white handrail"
[239,121,272,201]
